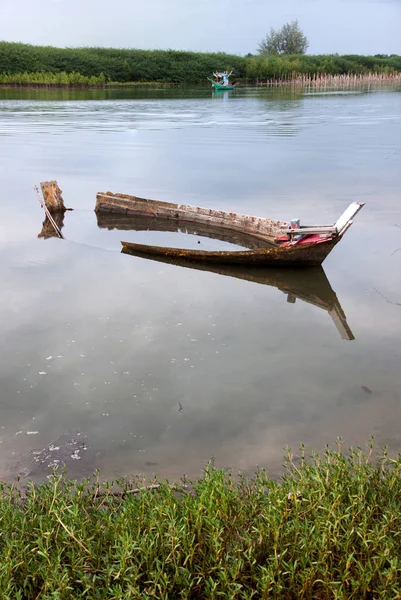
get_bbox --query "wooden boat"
[95,191,365,268]
[35,183,356,340]
[207,77,235,91]
[96,212,354,340]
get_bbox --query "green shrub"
[0,443,400,598]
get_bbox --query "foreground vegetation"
[1,443,400,598]
[0,42,400,86]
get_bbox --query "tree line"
[0,42,400,85]
[0,43,246,84]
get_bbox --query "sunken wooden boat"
[96,212,355,340]
[95,191,365,268]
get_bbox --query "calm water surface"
[0,86,400,482]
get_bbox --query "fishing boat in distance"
[95,191,365,267]
[207,70,236,90]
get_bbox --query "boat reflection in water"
[96,212,355,341]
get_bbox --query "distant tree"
[258,20,309,55]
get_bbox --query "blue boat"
[208,71,236,90]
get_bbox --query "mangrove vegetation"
[0,43,246,85]
[0,443,401,598]
[0,42,400,87]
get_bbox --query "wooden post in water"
[40,180,67,213]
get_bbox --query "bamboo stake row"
[256,71,401,88]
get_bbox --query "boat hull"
[207,77,235,90]
[121,237,339,267]
[95,191,363,268]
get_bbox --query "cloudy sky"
[0,0,400,55]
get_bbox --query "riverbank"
[1,42,400,86]
[1,443,400,598]
[1,71,401,90]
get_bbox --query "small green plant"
[0,442,400,598]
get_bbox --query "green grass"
[0,71,177,87]
[0,71,107,86]
[1,442,401,598]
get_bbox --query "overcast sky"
[0,0,400,55]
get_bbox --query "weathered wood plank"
[96,192,288,243]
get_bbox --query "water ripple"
[1,93,400,137]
